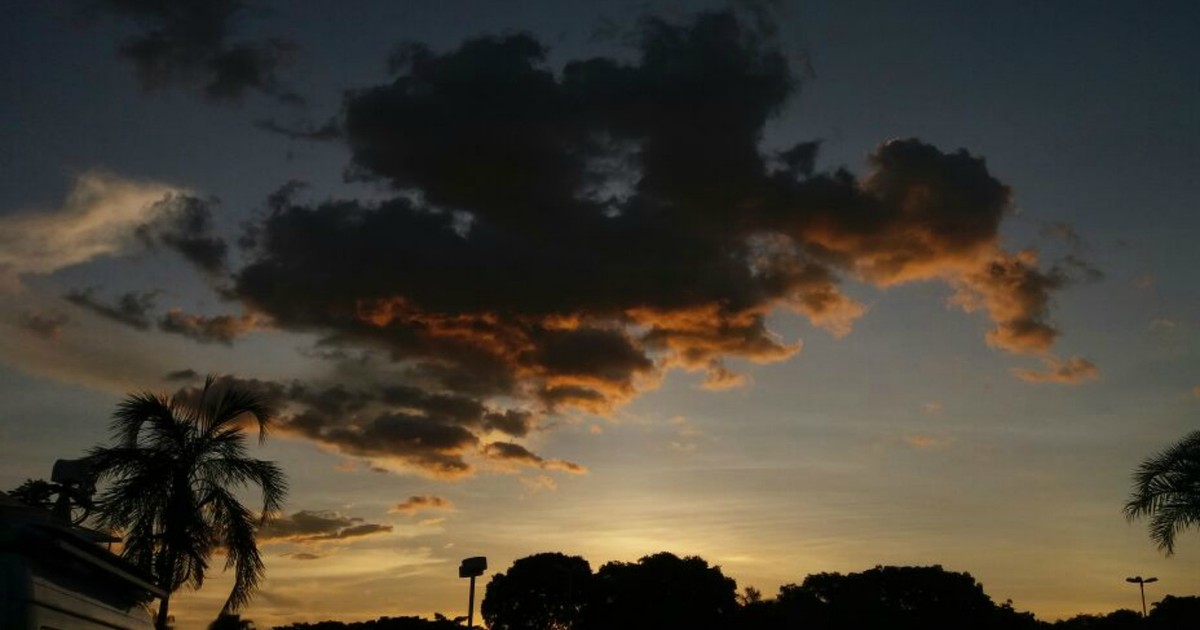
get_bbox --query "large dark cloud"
[84,0,298,103]
[142,11,1093,480]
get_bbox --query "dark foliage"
[271,615,463,630]
[482,552,592,630]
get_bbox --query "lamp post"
[459,556,487,629]
[1124,575,1157,617]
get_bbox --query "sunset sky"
[1,1,1197,627]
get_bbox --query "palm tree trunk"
[156,593,171,630]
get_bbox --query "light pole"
[459,556,487,629]
[1124,575,1157,617]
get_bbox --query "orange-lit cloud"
[520,475,558,493]
[1011,356,1099,385]
[701,362,749,391]
[159,309,267,345]
[483,441,588,474]
[55,12,1093,483]
[390,495,455,514]
[904,434,956,450]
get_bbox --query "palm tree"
[1124,429,1200,555]
[88,376,287,629]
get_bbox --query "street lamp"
[460,556,487,629]
[1124,575,1158,617]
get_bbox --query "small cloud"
[1040,221,1082,248]
[255,117,340,141]
[85,0,300,103]
[904,434,956,450]
[482,441,587,474]
[521,475,558,493]
[282,552,323,561]
[164,368,199,382]
[589,424,604,435]
[1148,318,1177,333]
[258,510,393,544]
[921,401,944,415]
[1011,355,1099,385]
[65,288,158,330]
[18,311,68,340]
[390,495,455,515]
[417,517,446,527]
[335,460,360,473]
[701,361,749,390]
[158,308,264,344]
[666,415,709,452]
[135,194,228,274]
[1133,275,1155,289]
[1192,385,1200,398]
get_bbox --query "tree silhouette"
[481,552,592,630]
[88,376,288,629]
[757,565,1036,630]
[1148,595,1200,630]
[1124,430,1200,555]
[589,552,738,630]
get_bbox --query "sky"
[1,0,1198,626]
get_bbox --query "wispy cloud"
[18,311,68,340]
[258,510,393,545]
[904,434,956,450]
[1011,355,1099,385]
[0,172,185,290]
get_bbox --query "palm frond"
[199,376,277,444]
[1125,430,1200,555]
[204,486,266,613]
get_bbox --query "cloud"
[520,475,558,493]
[257,510,393,544]
[18,311,69,340]
[158,308,263,344]
[390,495,455,515]
[282,552,323,561]
[254,118,341,141]
[1191,385,1200,398]
[224,12,1081,445]
[164,368,200,382]
[701,361,749,390]
[65,288,158,330]
[904,434,956,450]
[483,441,588,474]
[85,0,299,103]
[921,401,944,415]
[176,376,566,479]
[0,172,185,290]
[43,11,1086,481]
[1011,355,1099,385]
[135,194,228,275]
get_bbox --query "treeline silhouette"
[270,552,1198,630]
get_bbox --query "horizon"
[1,1,1197,627]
